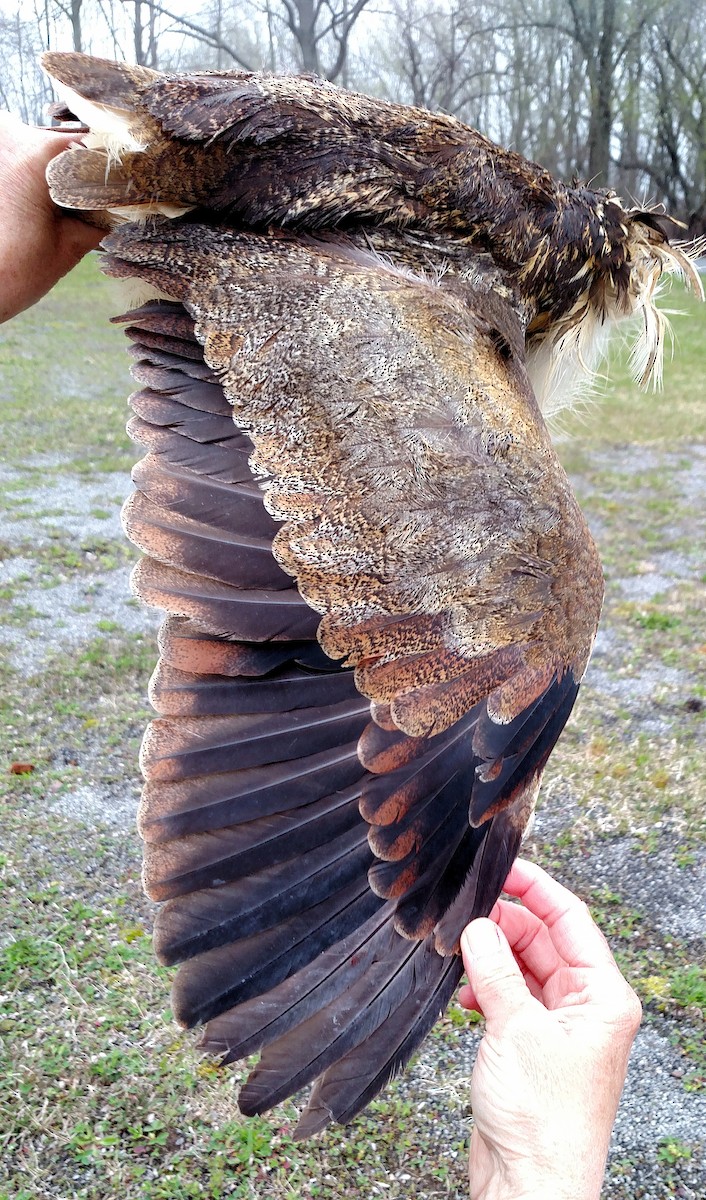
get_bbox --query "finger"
[458,982,478,1011]
[39,133,86,152]
[60,214,104,257]
[458,937,546,1012]
[522,966,545,1002]
[502,859,616,971]
[0,114,84,170]
[458,897,561,1011]
[493,897,567,988]
[460,917,534,1032]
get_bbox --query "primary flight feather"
[41,51,702,1136]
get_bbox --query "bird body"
[44,52,702,412]
[41,51,702,1136]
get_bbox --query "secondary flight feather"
[41,51,702,1136]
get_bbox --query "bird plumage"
[40,50,702,1135]
[43,50,702,411]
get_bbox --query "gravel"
[0,465,160,671]
[51,781,142,831]
[0,464,129,545]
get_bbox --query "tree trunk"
[70,0,82,52]
[133,0,159,67]
[587,0,616,182]
[293,0,320,74]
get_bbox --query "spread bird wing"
[101,219,603,1132]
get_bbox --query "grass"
[556,279,706,459]
[0,534,134,591]
[0,259,705,1198]
[657,1137,695,1165]
[0,776,470,1196]
[0,254,131,472]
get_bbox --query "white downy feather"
[528,231,703,417]
[51,79,193,224]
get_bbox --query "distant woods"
[2,0,705,228]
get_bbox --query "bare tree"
[382,0,504,123]
[0,8,52,122]
[137,0,372,80]
[271,0,372,80]
[618,0,706,215]
[146,2,256,69]
[126,0,159,66]
[53,0,84,52]
[508,0,664,184]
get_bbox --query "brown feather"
[38,52,703,1134]
[97,228,602,1128]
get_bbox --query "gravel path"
[0,464,159,671]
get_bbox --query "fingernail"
[462,919,503,961]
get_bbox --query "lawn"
[0,254,704,1200]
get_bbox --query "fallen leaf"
[10,762,34,775]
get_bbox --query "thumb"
[461,917,532,1032]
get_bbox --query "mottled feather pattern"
[38,49,701,1132]
[44,50,702,412]
[105,222,603,746]
[110,288,588,1128]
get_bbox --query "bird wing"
[43,49,701,421]
[41,49,549,245]
[102,219,602,1131]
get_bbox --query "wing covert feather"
[105,221,603,741]
[98,226,603,1131]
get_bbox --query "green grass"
[0,254,131,472]
[0,778,470,1196]
[557,281,706,467]
[657,1137,695,1165]
[0,532,135,587]
[0,255,705,1198]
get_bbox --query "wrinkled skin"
[0,111,100,323]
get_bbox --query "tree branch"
[146,2,255,70]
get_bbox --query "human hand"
[0,111,102,323]
[459,859,642,1200]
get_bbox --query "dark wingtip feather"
[293,947,464,1136]
[433,773,541,955]
[469,672,579,827]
